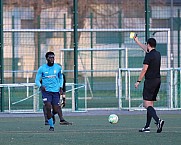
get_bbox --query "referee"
[134,36,164,133]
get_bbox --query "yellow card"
[130,32,135,39]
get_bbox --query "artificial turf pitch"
[0,111,181,145]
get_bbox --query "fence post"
[12,16,15,83]
[177,9,180,107]
[63,13,67,71]
[73,0,79,110]
[118,10,122,68]
[145,0,150,41]
[0,0,4,112]
[90,12,94,91]
[118,69,122,109]
[33,85,39,112]
[37,16,41,67]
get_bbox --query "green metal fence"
[0,0,181,112]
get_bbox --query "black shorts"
[42,91,60,105]
[143,78,161,101]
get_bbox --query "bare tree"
[3,0,166,78]
[4,0,70,77]
[3,0,100,77]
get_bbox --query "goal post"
[0,82,87,113]
[118,68,181,110]
[0,83,38,113]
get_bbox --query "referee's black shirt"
[143,49,161,79]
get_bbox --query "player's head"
[147,38,156,48]
[45,51,55,66]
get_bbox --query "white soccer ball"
[108,114,119,124]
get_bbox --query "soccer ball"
[108,114,119,124]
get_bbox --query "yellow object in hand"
[130,32,135,39]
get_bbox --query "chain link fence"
[0,0,181,111]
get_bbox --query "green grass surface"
[0,113,181,145]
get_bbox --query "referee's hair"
[147,38,156,48]
[45,51,55,58]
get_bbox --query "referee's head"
[147,38,156,48]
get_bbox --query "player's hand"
[61,97,66,108]
[134,82,140,88]
[40,86,46,91]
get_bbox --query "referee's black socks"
[147,106,159,123]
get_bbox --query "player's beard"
[47,61,54,66]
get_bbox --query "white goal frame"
[0,82,87,113]
[118,68,181,111]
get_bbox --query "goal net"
[0,83,38,113]
[118,68,181,110]
[0,82,87,113]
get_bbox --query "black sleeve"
[63,74,66,83]
[143,53,151,65]
[62,74,66,92]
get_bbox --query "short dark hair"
[45,51,55,58]
[147,38,156,48]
